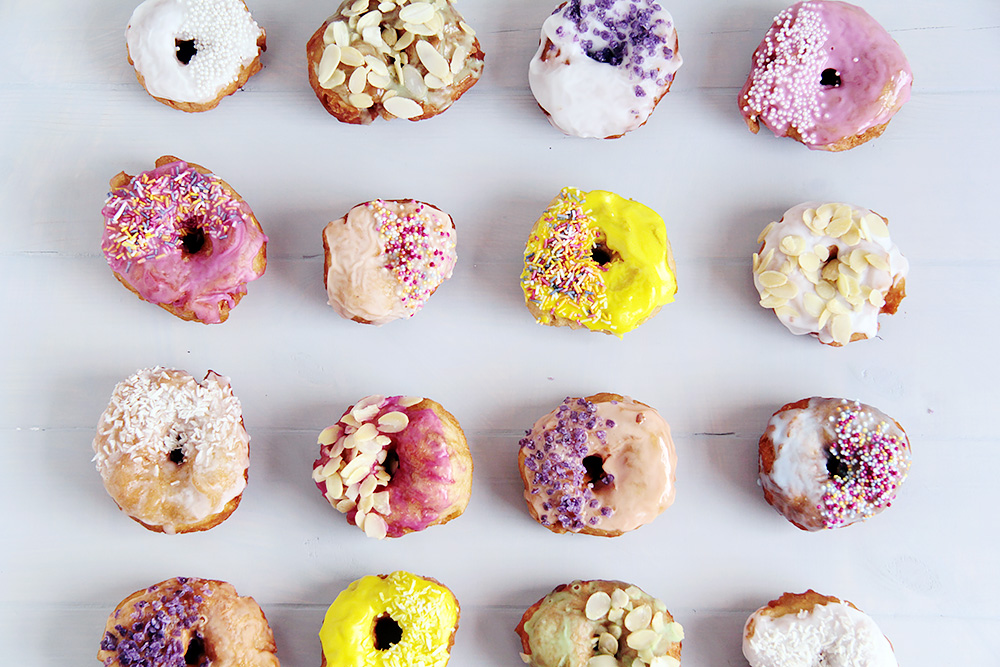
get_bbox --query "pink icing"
[101,160,267,323]
[739,0,912,149]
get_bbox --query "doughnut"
[738,0,912,151]
[98,577,279,667]
[322,199,457,326]
[521,187,677,337]
[93,366,250,534]
[743,590,897,666]
[306,0,484,124]
[516,580,683,667]
[319,571,459,667]
[102,156,268,324]
[126,0,266,112]
[758,397,912,531]
[528,0,682,138]
[312,394,472,539]
[752,202,907,346]
[517,393,676,536]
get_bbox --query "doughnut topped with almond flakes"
[739,0,912,151]
[322,199,457,325]
[306,0,484,123]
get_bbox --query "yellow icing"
[319,571,459,667]
[521,188,677,336]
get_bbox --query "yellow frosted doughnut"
[319,571,460,667]
[521,187,677,336]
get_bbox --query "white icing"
[744,598,898,667]
[528,0,682,138]
[753,202,908,345]
[126,0,263,105]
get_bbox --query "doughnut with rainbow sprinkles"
[758,397,912,531]
[101,156,268,324]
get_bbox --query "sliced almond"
[340,45,366,67]
[803,292,826,318]
[399,1,435,23]
[826,216,853,238]
[768,281,799,299]
[816,280,837,300]
[759,294,788,309]
[398,396,423,407]
[383,95,424,119]
[626,629,658,652]
[624,604,653,631]
[798,252,821,272]
[318,425,343,445]
[661,620,684,642]
[377,410,411,432]
[758,270,788,288]
[779,235,805,256]
[587,656,618,667]
[866,253,890,271]
[363,513,388,539]
[416,39,451,78]
[320,69,347,89]
[585,592,612,620]
[597,632,618,655]
[394,30,416,51]
[611,588,630,610]
[349,92,374,108]
[831,313,853,345]
[863,212,890,237]
[757,221,776,244]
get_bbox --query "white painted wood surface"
[2,1,998,665]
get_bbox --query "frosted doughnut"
[743,590,898,666]
[758,397,912,531]
[516,580,684,667]
[98,577,279,667]
[518,394,676,536]
[126,0,266,112]
[529,0,682,138]
[306,0,484,124]
[312,395,473,539]
[752,202,907,346]
[318,571,460,667]
[101,156,268,324]
[521,187,678,337]
[93,367,250,534]
[738,0,912,151]
[322,199,457,326]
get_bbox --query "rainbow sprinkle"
[101,161,249,268]
[819,402,911,528]
[521,188,608,324]
[368,200,456,314]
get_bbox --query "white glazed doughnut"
[126,0,266,112]
[752,202,908,346]
[743,590,898,667]
[528,0,682,138]
[93,367,250,534]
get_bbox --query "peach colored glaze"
[313,396,470,538]
[519,395,676,535]
[101,160,267,323]
[739,0,912,149]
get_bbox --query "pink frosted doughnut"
[101,156,267,324]
[738,1,912,151]
[312,395,473,539]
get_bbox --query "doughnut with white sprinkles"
[126,0,267,112]
[738,0,912,150]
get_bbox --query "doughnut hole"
[820,245,842,282]
[180,218,211,256]
[583,455,612,489]
[183,634,206,666]
[591,238,619,267]
[373,614,403,650]
[820,68,842,87]
[168,432,186,466]
[826,449,848,479]
[175,39,197,66]
[383,447,400,478]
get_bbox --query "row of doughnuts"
[124,0,912,150]
[101,158,910,344]
[96,574,900,666]
[93,368,912,537]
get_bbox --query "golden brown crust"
[108,155,267,324]
[126,4,266,113]
[408,398,473,533]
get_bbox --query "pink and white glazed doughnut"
[743,591,898,667]
[126,0,266,112]
[528,0,682,139]
[738,0,912,151]
[517,393,677,536]
[312,395,473,539]
[758,397,912,531]
[101,156,267,324]
[322,199,457,326]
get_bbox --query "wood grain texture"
[1,1,999,665]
